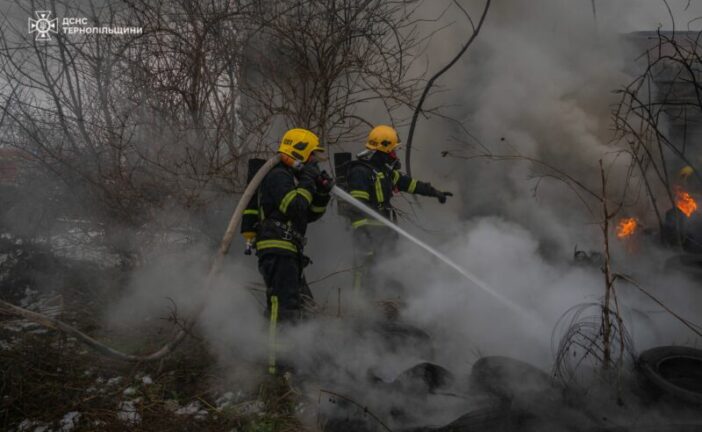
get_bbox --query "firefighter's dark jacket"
[347,151,436,229]
[241,162,330,255]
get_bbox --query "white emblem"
[28,11,58,41]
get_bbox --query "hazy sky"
[2,0,702,32]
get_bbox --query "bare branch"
[405,0,491,176]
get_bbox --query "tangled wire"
[551,301,637,393]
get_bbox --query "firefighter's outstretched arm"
[393,170,453,204]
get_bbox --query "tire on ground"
[392,362,454,394]
[638,346,702,405]
[470,356,557,401]
[399,403,512,432]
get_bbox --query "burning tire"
[638,346,702,405]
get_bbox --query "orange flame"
[616,218,638,239]
[675,186,698,218]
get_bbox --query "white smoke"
[98,0,702,428]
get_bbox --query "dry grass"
[0,238,310,432]
[0,319,312,431]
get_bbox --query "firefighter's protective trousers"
[241,162,329,315]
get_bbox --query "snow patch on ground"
[174,401,208,420]
[212,392,264,417]
[106,376,122,387]
[216,390,248,411]
[48,228,120,266]
[16,411,82,431]
[122,386,137,397]
[215,391,235,410]
[17,419,49,432]
[19,288,38,308]
[59,411,81,431]
[86,374,127,395]
[3,321,40,332]
[229,400,264,417]
[117,400,141,426]
[175,401,201,415]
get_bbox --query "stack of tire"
[324,347,702,431]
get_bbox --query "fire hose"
[0,155,282,362]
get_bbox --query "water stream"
[332,185,537,322]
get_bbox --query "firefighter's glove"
[297,162,321,189]
[242,231,256,255]
[434,189,453,204]
[316,170,335,194]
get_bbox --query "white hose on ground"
[0,154,282,362]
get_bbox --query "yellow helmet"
[366,125,400,153]
[679,165,694,181]
[278,128,323,162]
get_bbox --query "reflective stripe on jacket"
[346,154,434,229]
[241,162,330,255]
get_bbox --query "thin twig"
[614,273,702,338]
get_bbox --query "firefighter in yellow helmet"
[240,128,334,374]
[346,125,452,297]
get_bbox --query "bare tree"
[242,0,429,165]
[0,0,442,263]
[0,0,253,264]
